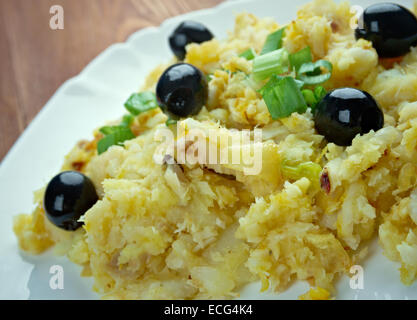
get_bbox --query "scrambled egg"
[13,0,417,299]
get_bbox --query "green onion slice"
[120,114,134,127]
[301,86,328,112]
[260,76,307,119]
[253,48,289,82]
[281,161,322,186]
[289,46,312,73]
[166,118,178,126]
[98,91,157,154]
[99,126,116,136]
[124,91,158,116]
[259,75,304,95]
[239,48,256,60]
[302,89,317,108]
[298,60,333,85]
[261,28,285,55]
[97,126,135,155]
[314,86,327,101]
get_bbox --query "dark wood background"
[0,0,223,161]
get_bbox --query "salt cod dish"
[13,0,417,299]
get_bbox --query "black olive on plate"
[44,171,98,231]
[156,63,208,118]
[355,3,417,58]
[314,88,384,146]
[169,21,214,60]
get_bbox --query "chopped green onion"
[252,48,289,82]
[281,161,322,186]
[99,114,134,136]
[120,114,134,127]
[259,74,303,94]
[239,48,256,60]
[124,91,158,116]
[206,74,213,82]
[261,28,285,55]
[258,75,280,96]
[306,68,322,77]
[166,118,177,126]
[302,89,317,107]
[99,126,116,136]
[301,87,328,112]
[97,126,135,155]
[298,60,333,85]
[294,79,305,90]
[314,86,327,101]
[289,46,312,73]
[260,76,307,119]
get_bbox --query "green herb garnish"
[239,48,257,60]
[253,48,289,82]
[289,46,312,73]
[97,91,158,154]
[97,125,135,155]
[281,161,322,186]
[300,86,327,112]
[260,76,307,119]
[166,118,178,126]
[120,114,134,127]
[255,46,332,120]
[261,28,285,55]
[298,60,333,85]
[314,86,327,101]
[124,91,158,116]
[302,89,317,108]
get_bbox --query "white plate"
[0,0,416,300]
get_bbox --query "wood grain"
[0,0,223,161]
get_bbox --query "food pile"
[13,0,417,299]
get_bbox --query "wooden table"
[0,0,223,161]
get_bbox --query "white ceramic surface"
[0,0,415,300]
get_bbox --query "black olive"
[44,171,98,231]
[355,3,417,58]
[156,63,208,118]
[169,21,213,60]
[314,88,384,146]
